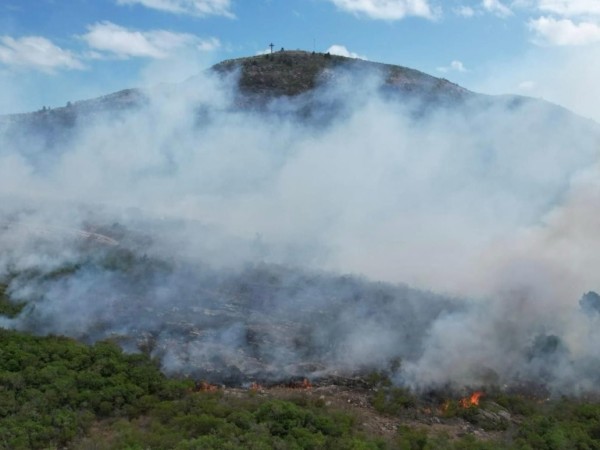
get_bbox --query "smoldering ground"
[1,62,600,394]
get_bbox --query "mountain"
[2,50,600,395]
[2,50,472,121]
[2,50,595,155]
[211,50,472,101]
[0,49,495,146]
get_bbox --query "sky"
[1,0,600,120]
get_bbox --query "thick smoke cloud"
[1,63,600,393]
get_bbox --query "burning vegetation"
[194,380,220,393]
[281,378,313,390]
[0,270,600,449]
[460,391,484,408]
[2,50,600,449]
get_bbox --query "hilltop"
[0,50,472,126]
[2,49,586,157]
[211,50,471,100]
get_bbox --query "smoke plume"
[1,62,600,393]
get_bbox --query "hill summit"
[211,50,471,100]
[0,50,474,126]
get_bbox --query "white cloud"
[482,0,513,17]
[194,37,221,51]
[116,0,234,18]
[327,0,436,20]
[80,22,220,59]
[326,44,366,59]
[437,60,467,73]
[517,80,536,90]
[454,5,476,17]
[529,16,600,45]
[536,0,600,17]
[0,36,83,72]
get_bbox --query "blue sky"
[2,0,600,119]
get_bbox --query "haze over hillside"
[0,51,564,130]
[2,52,600,393]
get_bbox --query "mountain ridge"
[1,50,598,163]
[1,50,592,125]
[2,50,480,122]
[211,50,472,99]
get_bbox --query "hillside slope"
[2,50,593,156]
[2,50,600,397]
[1,50,472,122]
[212,50,471,100]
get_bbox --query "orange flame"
[301,378,312,390]
[195,381,219,392]
[459,391,484,408]
[250,382,263,392]
[283,378,312,390]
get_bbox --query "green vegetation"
[0,284,25,318]
[367,371,416,417]
[372,386,416,416]
[379,393,600,449]
[75,396,384,450]
[365,371,600,449]
[1,329,600,449]
[213,51,347,96]
[212,50,469,102]
[0,329,381,449]
[0,329,181,449]
[211,50,444,99]
[513,400,600,449]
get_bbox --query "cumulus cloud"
[436,60,467,73]
[523,0,600,46]
[454,5,476,17]
[115,0,234,18]
[326,44,366,59]
[529,16,600,45]
[326,0,436,20]
[80,22,220,59]
[482,0,513,17]
[535,0,600,17]
[0,36,83,72]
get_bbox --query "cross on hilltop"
[269,43,274,54]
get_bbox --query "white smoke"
[1,59,600,392]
